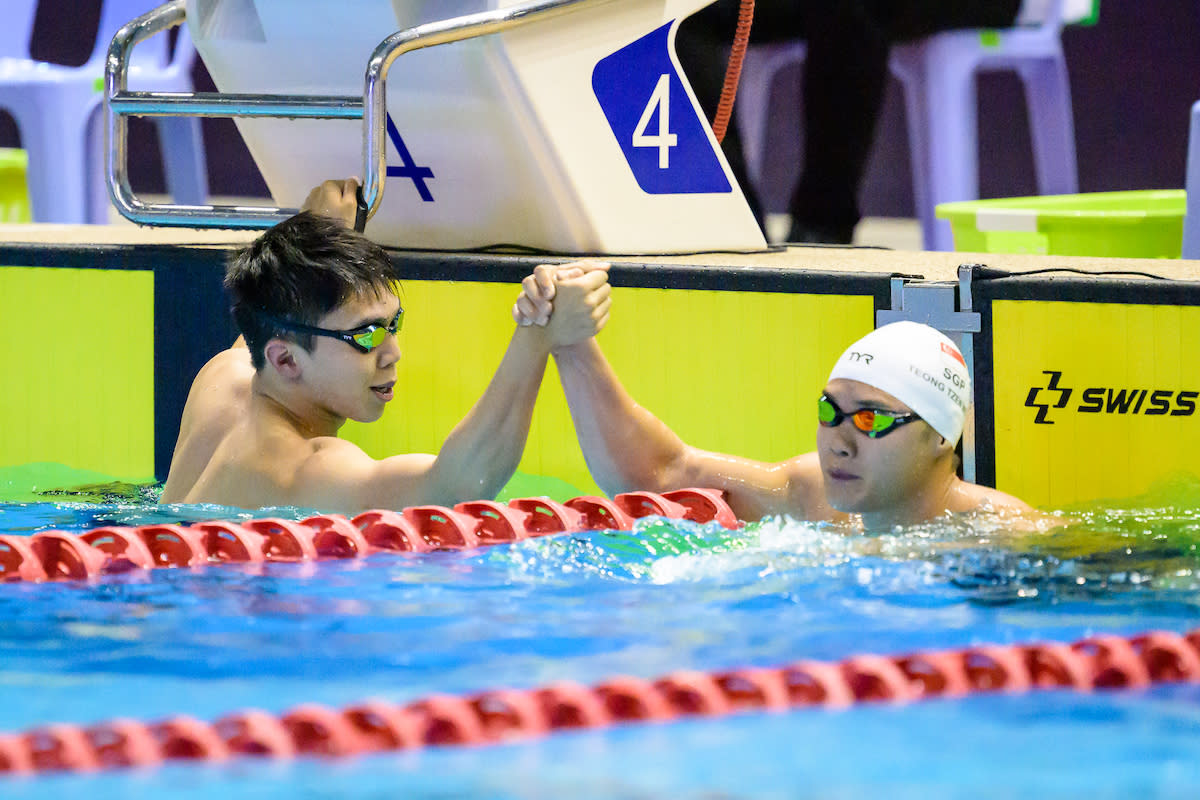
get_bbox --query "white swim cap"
[826,321,971,443]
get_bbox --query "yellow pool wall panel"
[992,299,1200,508]
[343,281,875,496]
[0,267,155,481]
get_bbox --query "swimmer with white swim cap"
[515,271,1031,528]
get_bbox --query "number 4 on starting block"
[592,23,730,195]
[386,113,435,202]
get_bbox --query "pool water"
[2,482,1200,798]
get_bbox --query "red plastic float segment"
[350,510,428,553]
[1129,631,1200,683]
[613,491,689,522]
[191,521,268,563]
[148,715,230,761]
[238,518,320,562]
[402,506,481,550]
[468,689,548,740]
[280,704,370,757]
[958,645,1032,693]
[23,724,99,771]
[300,515,371,559]
[1073,635,1153,689]
[593,676,676,722]
[0,534,48,582]
[85,718,162,768]
[779,660,855,707]
[80,527,157,573]
[454,501,532,543]
[507,497,585,536]
[0,733,32,773]
[892,651,970,698]
[342,701,423,752]
[405,695,487,746]
[661,488,740,529]
[711,668,790,711]
[564,496,636,531]
[1018,642,1094,690]
[841,655,921,703]
[654,671,732,716]
[135,524,209,568]
[29,532,108,581]
[213,710,296,758]
[533,681,613,730]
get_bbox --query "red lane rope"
[0,488,739,584]
[711,0,755,143]
[3,628,1199,775]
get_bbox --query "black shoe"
[786,219,855,246]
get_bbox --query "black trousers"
[675,0,1021,241]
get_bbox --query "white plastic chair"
[1184,100,1200,260]
[736,0,1093,250]
[0,0,207,224]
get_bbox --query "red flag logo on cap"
[941,341,966,367]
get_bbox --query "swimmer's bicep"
[680,449,805,520]
[301,444,437,511]
[360,451,441,509]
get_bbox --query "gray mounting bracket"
[873,265,983,483]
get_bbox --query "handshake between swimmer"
[512,260,613,339]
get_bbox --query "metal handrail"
[104,0,607,229]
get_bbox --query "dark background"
[3,1,1199,217]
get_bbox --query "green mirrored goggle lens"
[817,397,838,424]
[353,326,389,350]
[870,412,897,434]
[350,310,404,351]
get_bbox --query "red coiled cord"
[711,0,755,143]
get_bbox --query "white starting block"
[109,0,765,253]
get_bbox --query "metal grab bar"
[104,0,608,229]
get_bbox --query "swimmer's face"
[816,379,947,516]
[298,291,402,423]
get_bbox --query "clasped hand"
[513,260,612,350]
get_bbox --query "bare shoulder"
[160,348,255,503]
[177,347,253,423]
[954,480,1033,513]
[195,347,254,390]
[782,451,840,521]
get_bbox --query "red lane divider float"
[0,489,740,584]
[3,626,1200,776]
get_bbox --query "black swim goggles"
[817,394,920,439]
[258,307,404,353]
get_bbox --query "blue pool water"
[2,487,1200,798]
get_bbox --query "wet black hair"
[225,211,397,369]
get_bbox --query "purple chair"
[1184,100,1200,260]
[0,0,207,224]
[736,0,1098,250]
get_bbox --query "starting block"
[107,0,765,253]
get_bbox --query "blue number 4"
[385,114,435,202]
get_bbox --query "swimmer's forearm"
[429,325,550,502]
[553,339,687,496]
